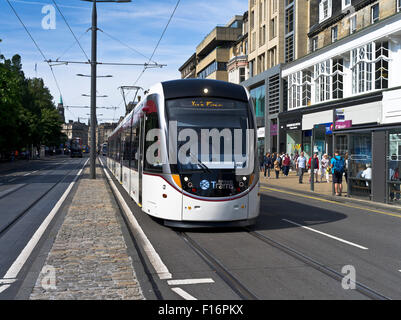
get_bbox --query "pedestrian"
[308,153,320,183]
[320,154,330,183]
[263,152,272,178]
[274,157,280,179]
[296,152,307,184]
[344,152,349,183]
[283,153,291,176]
[331,151,345,196]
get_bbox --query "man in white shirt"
[361,163,372,187]
[296,152,307,184]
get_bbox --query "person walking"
[331,151,345,196]
[274,157,281,179]
[308,153,320,183]
[296,152,307,184]
[283,153,291,176]
[320,154,330,183]
[263,153,272,179]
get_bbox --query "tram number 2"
[202,304,243,315]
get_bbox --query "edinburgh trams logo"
[200,180,210,190]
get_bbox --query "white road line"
[0,285,11,294]
[0,278,16,285]
[99,157,172,280]
[171,287,197,300]
[282,219,369,250]
[23,172,31,176]
[167,278,215,286]
[0,159,88,291]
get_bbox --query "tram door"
[138,115,146,206]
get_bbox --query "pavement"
[28,161,144,300]
[259,169,401,212]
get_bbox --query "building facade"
[243,0,310,157]
[281,0,401,204]
[62,120,89,147]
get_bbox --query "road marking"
[8,178,16,182]
[167,278,215,286]
[282,218,368,250]
[0,285,11,294]
[0,184,26,199]
[261,186,401,219]
[0,159,88,293]
[171,287,197,300]
[0,278,16,285]
[99,158,172,280]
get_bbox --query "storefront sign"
[286,122,301,130]
[335,120,352,130]
[270,124,277,136]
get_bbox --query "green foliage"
[0,48,65,157]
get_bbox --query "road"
[1,155,401,300]
[0,156,87,299]
[103,160,401,300]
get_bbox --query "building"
[57,96,65,123]
[281,0,401,204]
[227,11,249,85]
[195,15,244,81]
[243,0,310,156]
[97,122,118,151]
[179,53,196,79]
[62,120,89,147]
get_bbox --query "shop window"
[349,133,372,198]
[250,84,266,117]
[388,132,401,204]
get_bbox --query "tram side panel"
[142,174,182,221]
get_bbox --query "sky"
[0,0,248,123]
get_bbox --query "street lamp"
[77,73,113,78]
[82,0,132,179]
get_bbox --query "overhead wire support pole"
[90,0,97,179]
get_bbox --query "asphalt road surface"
[2,155,401,300]
[102,160,401,300]
[0,156,87,299]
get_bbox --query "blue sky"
[0,0,248,123]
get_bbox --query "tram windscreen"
[166,97,255,173]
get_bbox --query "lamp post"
[82,0,131,179]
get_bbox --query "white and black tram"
[106,79,260,227]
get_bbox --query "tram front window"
[166,97,256,197]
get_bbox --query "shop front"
[279,118,302,157]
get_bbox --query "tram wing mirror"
[142,100,157,114]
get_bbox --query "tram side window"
[123,126,130,167]
[144,101,162,173]
[131,127,139,170]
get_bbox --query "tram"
[106,79,260,227]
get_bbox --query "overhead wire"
[6,0,63,99]
[117,0,181,113]
[52,0,90,62]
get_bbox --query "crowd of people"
[261,151,353,196]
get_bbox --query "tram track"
[0,159,86,239]
[245,228,391,300]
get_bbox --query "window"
[239,67,246,83]
[270,17,277,39]
[314,60,331,103]
[311,36,318,53]
[288,71,311,109]
[398,0,401,12]
[197,61,226,79]
[268,74,280,114]
[375,41,389,90]
[260,25,266,46]
[331,25,338,43]
[349,15,357,34]
[285,35,294,63]
[332,58,344,99]
[269,46,277,68]
[271,0,277,13]
[371,3,379,24]
[257,53,265,74]
[319,0,332,22]
[342,0,351,10]
[351,43,373,94]
[143,98,162,173]
[250,85,266,117]
[285,5,294,34]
